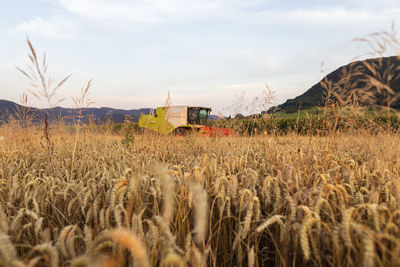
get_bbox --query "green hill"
[274,56,400,113]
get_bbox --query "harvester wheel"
[172,127,192,136]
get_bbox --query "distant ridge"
[0,100,219,124]
[0,99,151,124]
[274,56,400,113]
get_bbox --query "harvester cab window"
[188,107,210,125]
[199,109,208,125]
[188,108,199,125]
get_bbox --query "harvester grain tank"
[138,105,233,136]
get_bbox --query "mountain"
[0,100,220,124]
[0,99,41,122]
[274,56,400,113]
[0,99,151,124]
[41,106,151,123]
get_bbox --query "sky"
[1,0,400,114]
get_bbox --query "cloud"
[31,1,399,39]
[17,15,87,40]
[277,8,376,23]
[49,0,275,24]
[54,0,224,22]
[57,0,161,22]
[244,7,389,28]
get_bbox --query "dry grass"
[0,127,400,266]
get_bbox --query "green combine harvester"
[138,106,233,136]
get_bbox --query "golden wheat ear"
[109,228,150,267]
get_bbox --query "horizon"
[1,0,400,115]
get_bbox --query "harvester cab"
[138,106,233,136]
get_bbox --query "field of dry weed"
[1,127,400,267]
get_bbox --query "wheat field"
[0,125,399,267]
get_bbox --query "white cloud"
[281,8,375,23]
[18,15,86,40]
[28,1,399,40]
[54,0,380,25]
[57,0,161,22]
[50,0,276,23]
[245,7,385,28]
[54,0,224,22]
